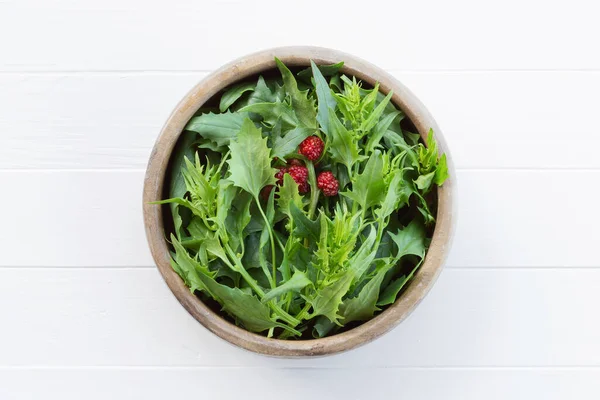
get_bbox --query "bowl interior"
[159,64,438,337]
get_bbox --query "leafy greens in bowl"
[152,57,449,340]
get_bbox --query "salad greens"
[154,58,448,339]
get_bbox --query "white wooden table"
[1,0,599,398]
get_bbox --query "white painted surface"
[2,0,600,398]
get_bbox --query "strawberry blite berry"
[317,171,339,197]
[298,136,324,162]
[288,165,310,193]
[275,165,310,194]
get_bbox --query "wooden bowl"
[143,46,456,357]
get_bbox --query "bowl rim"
[143,46,456,357]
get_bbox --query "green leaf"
[414,171,436,192]
[311,60,337,135]
[219,82,255,112]
[277,174,304,218]
[434,153,449,185]
[340,266,388,323]
[202,276,282,333]
[271,126,313,159]
[313,316,336,338]
[258,188,276,284]
[306,272,354,324]
[327,111,363,173]
[366,110,401,153]
[227,118,276,199]
[171,234,214,293]
[224,188,253,252]
[204,236,230,266]
[241,233,262,270]
[375,171,412,220]
[347,226,378,280]
[275,57,316,128]
[297,61,344,82]
[342,150,386,211]
[214,180,237,232]
[377,263,421,306]
[388,219,426,260]
[290,202,321,242]
[167,131,197,238]
[239,101,298,127]
[262,270,312,303]
[151,197,203,219]
[360,90,393,133]
[185,111,247,147]
[248,76,281,104]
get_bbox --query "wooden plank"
[1,268,599,367]
[1,0,598,71]
[1,71,599,169]
[0,170,597,268]
[0,367,598,400]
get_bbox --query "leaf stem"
[307,161,320,220]
[294,303,312,321]
[224,242,300,327]
[254,196,277,288]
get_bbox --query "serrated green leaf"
[347,226,378,280]
[340,265,388,324]
[307,272,354,324]
[342,150,386,211]
[275,57,316,128]
[219,81,255,112]
[377,263,421,306]
[224,189,253,253]
[171,234,214,293]
[248,76,281,104]
[202,276,282,333]
[239,101,298,127]
[361,90,393,134]
[376,171,412,220]
[290,201,321,242]
[389,219,426,260]
[227,118,276,199]
[185,111,247,147]
[327,111,363,173]
[262,270,312,303]
[277,174,304,219]
[311,60,337,135]
[271,126,313,159]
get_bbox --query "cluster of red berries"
[263,135,339,200]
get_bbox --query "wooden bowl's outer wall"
[143,46,456,357]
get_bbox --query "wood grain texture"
[2,71,599,169]
[1,268,599,367]
[1,0,598,71]
[0,170,597,268]
[1,368,599,400]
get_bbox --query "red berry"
[299,136,324,162]
[287,165,309,194]
[317,171,339,197]
[275,167,288,186]
[288,158,303,166]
